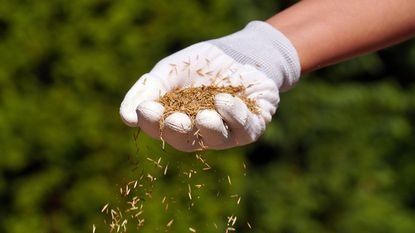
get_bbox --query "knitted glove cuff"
[209,21,301,91]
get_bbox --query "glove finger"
[215,93,249,127]
[245,79,279,121]
[136,100,165,139]
[214,93,265,145]
[195,109,229,147]
[120,73,166,126]
[233,68,279,123]
[162,112,198,152]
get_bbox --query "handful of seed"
[158,85,259,125]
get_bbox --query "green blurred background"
[1,0,415,232]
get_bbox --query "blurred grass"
[0,0,415,233]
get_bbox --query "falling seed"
[137,218,145,227]
[195,154,211,170]
[231,216,237,226]
[145,192,153,199]
[146,157,163,169]
[118,208,123,219]
[188,183,192,200]
[111,209,117,219]
[226,227,236,232]
[166,219,174,227]
[193,129,200,136]
[198,139,207,150]
[147,174,154,182]
[121,219,128,232]
[92,224,96,233]
[98,117,248,233]
[127,180,135,185]
[247,222,252,229]
[164,163,169,175]
[134,211,143,217]
[161,137,165,150]
[227,215,237,226]
[101,203,109,213]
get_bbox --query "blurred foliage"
[0,0,414,233]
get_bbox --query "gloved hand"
[120,21,301,152]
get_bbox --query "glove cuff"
[209,21,301,91]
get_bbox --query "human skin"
[266,0,415,73]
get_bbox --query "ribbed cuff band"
[209,21,301,91]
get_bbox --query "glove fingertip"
[162,112,200,152]
[214,93,249,127]
[163,112,193,134]
[137,101,165,123]
[136,101,165,139]
[120,106,138,127]
[195,109,229,147]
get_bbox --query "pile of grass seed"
[158,85,259,125]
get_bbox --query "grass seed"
[158,85,259,128]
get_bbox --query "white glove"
[120,21,301,152]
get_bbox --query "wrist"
[266,9,328,73]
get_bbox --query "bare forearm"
[266,0,415,73]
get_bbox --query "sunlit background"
[1,1,415,233]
